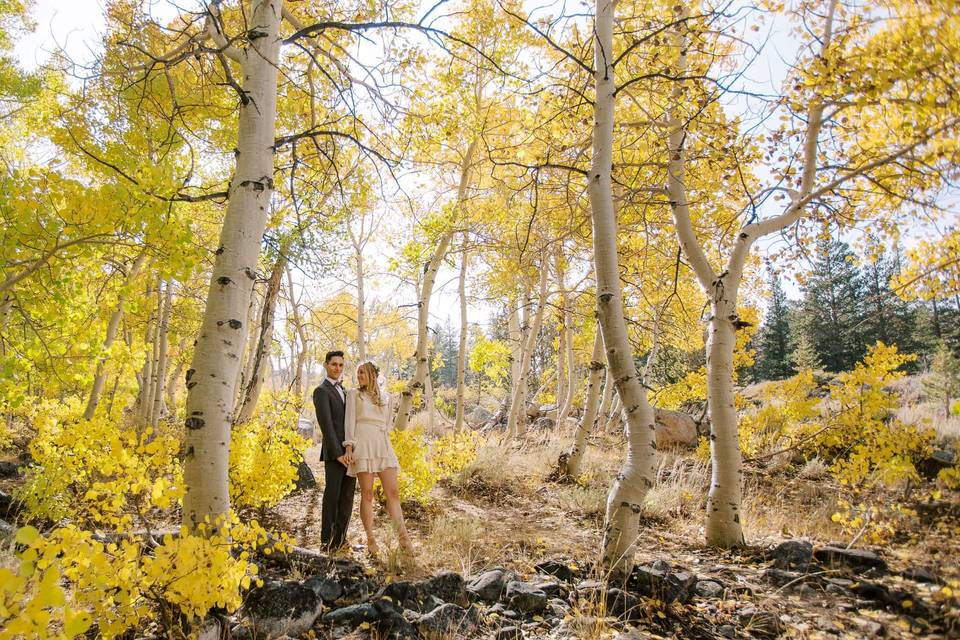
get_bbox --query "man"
[313,350,355,551]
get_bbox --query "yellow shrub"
[20,412,182,529]
[229,392,310,510]
[431,429,482,478]
[824,343,932,487]
[738,369,822,458]
[0,517,283,639]
[387,427,437,504]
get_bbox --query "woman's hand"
[338,445,355,466]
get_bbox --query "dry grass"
[897,402,960,445]
[643,455,709,522]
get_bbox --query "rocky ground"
[2,430,958,639]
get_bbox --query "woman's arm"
[343,388,357,448]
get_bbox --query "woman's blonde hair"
[356,361,384,406]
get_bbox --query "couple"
[313,350,412,557]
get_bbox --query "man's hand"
[337,449,354,467]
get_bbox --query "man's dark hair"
[325,350,345,363]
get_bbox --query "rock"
[420,571,469,606]
[488,602,519,619]
[379,581,424,612]
[244,580,323,638]
[532,581,564,599]
[0,519,15,540]
[505,581,548,613]
[496,626,523,640]
[0,461,19,478]
[693,579,724,599]
[533,417,556,430]
[629,563,698,603]
[535,559,579,583]
[717,624,736,638]
[916,499,960,523]
[605,588,641,619]
[322,602,381,625]
[468,569,510,602]
[0,490,22,518]
[547,597,571,618]
[526,404,542,419]
[294,460,317,491]
[771,540,813,571]
[615,629,649,640]
[539,404,558,419]
[470,406,493,423]
[416,603,477,638]
[378,610,418,640]
[737,606,783,638]
[900,567,939,584]
[303,575,342,603]
[764,568,803,588]
[653,409,698,448]
[814,546,887,573]
[917,448,956,480]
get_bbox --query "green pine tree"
[795,238,865,372]
[752,271,794,381]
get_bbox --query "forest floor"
[2,421,958,639]
[264,426,960,640]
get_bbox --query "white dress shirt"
[326,376,345,402]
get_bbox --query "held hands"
[337,446,355,467]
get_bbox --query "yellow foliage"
[387,427,437,504]
[0,517,283,639]
[20,409,182,529]
[824,343,932,488]
[431,429,483,477]
[737,369,822,458]
[229,391,310,510]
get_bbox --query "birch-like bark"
[135,278,158,425]
[559,329,605,478]
[508,298,522,398]
[150,280,174,426]
[166,338,187,417]
[182,0,281,528]
[394,138,477,429]
[557,293,577,428]
[235,253,285,425]
[596,370,614,431]
[84,250,148,420]
[667,1,837,547]
[355,249,367,361]
[454,232,469,431]
[285,263,309,398]
[506,266,549,438]
[425,364,437,431]
[234,286,262,405]
[591,0,657,577]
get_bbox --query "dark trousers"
[321,460,356,549]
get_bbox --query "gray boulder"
[244,581,324,638]
[505,581,547,613]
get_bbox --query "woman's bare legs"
[376,467,413,552]
[356,472,379,554]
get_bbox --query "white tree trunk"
[235,253,284,425]
[508,297,522,396]
[150,280,174,426]
[590,0,657,577]
[84,250,148,420]
[596,369,614,432]
[559,328,605,478]
[165,338,187,419]
[355,248,367,362]
[285,263,309,398]
[556,289,577,428]
[234,285,263,405]
[454,233,469,431]
[506,266,549,438]
[135,278,157,425]
[394,138,477,430]
[181,0,281,528]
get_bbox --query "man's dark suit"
[313,379,355,549]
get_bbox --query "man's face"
[325,356,344,380]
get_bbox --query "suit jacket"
[313,379,346,462]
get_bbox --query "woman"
[342,361,413,556]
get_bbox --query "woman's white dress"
[343,389,399,478]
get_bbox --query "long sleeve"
[343,388,357,448]
[386,393,396,431]
[313,386,342,458]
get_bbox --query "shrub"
[431,429,483,478]
[20,409,182,529]
[0,516,283,639]
[229,391,309,510]
[388,427,437,504]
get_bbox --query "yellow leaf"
[15,525,40,545]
